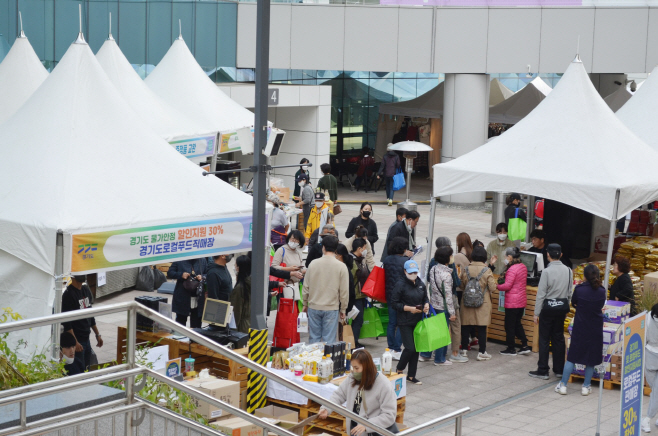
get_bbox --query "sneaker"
[418,355,431,362]
[517,346,532,355]
[460,350,468,357]
[641,417,651,433]
[407,377,422,385]
[499,348,517,356]
[528,370,550,380]
[392,351,402,361]
[450,354,469,363]
[388,199,393,207]
[434,360,453,366]
[555,373,563,378]
[476,352,491,361]
[582,385,592,396]
[555,382,567,395]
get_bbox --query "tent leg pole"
[210,132,219,174]
[526,195,535,242]
[424,197,437,282]
[596,188,620,436]
[51,230,64,360]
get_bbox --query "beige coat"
[343,235,376,271]
[459,262,497,326]
[272,243,304,284]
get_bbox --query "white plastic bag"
[297,312,309,333]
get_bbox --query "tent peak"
[107,13,114,41]
[572,53,582,63]
[18,11,25,38]
[176,19,183,41]
[74,5,87,45]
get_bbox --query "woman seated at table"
[319,349,398,435]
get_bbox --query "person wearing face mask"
[486,223,515,275]
[229,255,252,333]
[350,238,370,347]
[497,247,531,356]
[272,230,306,286]
[269,199,289,252]
[345,202,379,255]
[296,173,314,228]
[384,210,419,259]
[319,349,398,436]
[504,193,527,229]
[304,192,330,241]
[380,208,407,261]
[305,224,337,268]
[168,257,211,328]
[60,331,78,375]
[205,253,234,303]
[293,158,310,199]
[390,260,429,385]
[61,274,103,375]
[344,226,376,272]
[317,163,339,205]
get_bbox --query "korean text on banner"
[70,216,253,273]
[620,312,647,436]
[169,134,217,159]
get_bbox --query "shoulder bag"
[541,269,572,316]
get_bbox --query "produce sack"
[413,306,451,352]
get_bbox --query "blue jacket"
[168,258,211,317]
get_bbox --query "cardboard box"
[276,187,291,203]
[254,405,299,425]
[603,301,630,324]
[184,379,241,420]
[645,272,658,295]
[212,417,263,436]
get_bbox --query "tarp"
[603,85,633,113]
[145,37,255,136]
[432,57,658,221]
[617,65,658,149]
[0,35,48,125]
[96,37,212,143]
[0,39,258,349]
[488,77,552,124]
[378,78,513,119]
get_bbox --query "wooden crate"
[569,373,651,396]
[488,285,540,352]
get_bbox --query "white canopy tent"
[429,56,658,291]
[96,35,212,145]
[617,65,658,149]
[0,33,48,125]
[603,85,634,112]
[0,37,258,356]
[488,77,552,124]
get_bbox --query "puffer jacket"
[389,276,429,326]
[497,262,528,309]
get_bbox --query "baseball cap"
[547,243,562,259]
[296,174,309,183]
[404,260,419,274]
[314,192,325,201]
[510,193,521,201]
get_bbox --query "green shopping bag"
[508,208,527,241]
[360,301,385,339]
[376,303,389,332]
[413,307,451,352]
[298,282,304,313]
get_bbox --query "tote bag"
[508,208,527,241]
[359,300,385,339]
[392,168,406,191]
[413,306,451,352]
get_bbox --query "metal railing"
[0,302,469,436]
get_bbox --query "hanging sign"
[70,216,253,273]
[169,134,217,159]
[619,312,646,436]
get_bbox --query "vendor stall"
[489,283,540,352]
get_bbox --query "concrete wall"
[237,5,658,74]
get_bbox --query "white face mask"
[497,233,508,241]
[504,259,509,265]
[405,272,418,281]
[302,165,308,171]
[288,241,299,249]
[63,354,75,365]
[298,182,305,187]
[361,249,367,257]
[315,202,324,209]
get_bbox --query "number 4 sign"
[268,88,279,106]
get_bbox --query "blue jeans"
[420,309,450,363]
[385,177,394,200]
[561,360,594,387]
[307,308,339,344]
[72,338,92,374]
[387,306,402,352]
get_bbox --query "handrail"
[0,302,469,436]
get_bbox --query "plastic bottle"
[382,349,392,376]
[318,356,332,384]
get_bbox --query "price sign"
[620,313,646,436]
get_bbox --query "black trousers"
[176,310,202,329]
[461,325,487,353]
[537,312,567,375]
[396,325,419,378]
[504,308,528,349]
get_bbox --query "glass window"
[217,2,237,67]
[118,1,147,65]
[195,2,218,70]
[147,1,171,66]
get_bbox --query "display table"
[488,284,540,352]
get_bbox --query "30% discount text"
[623,406,638,435]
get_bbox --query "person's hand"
[351,424,367,435]
[291,271,304,280]
[449,315,456,321]
[303,306,308,313]
[96,335,104,348]
[318,409,328,420]
[196,275,202,281]
[534,315,539,325]
[490,255,498,265]
[75,341,83,352]
[340,312,346,321]
[423,303,430,314]
[407,306,421,314]
[182,272,190,279]
[404,250,414,258]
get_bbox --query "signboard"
[169,134,217,159]
[70,216,253,273]
[220,127,272,155]
[269,88,279,106]
[166,358,181,378]
[620,312,646,436]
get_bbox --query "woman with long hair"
[319,349,398,435]
[455,232,474,271]
[345,202,379,255]
[555,264,605,396]
[496,247,531,356]
[229,255,252,333]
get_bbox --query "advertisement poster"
[166,358,181,378]
[70,216,253,273]
[219,131,241,154]
[620,312,646,436]
[169,134,217,159]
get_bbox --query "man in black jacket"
[382,210,419,260]
[382,237,411,360]
[305,224,336,268]
[62,275,103,375]
[206,254,234,302]
[504,193,527,228]
[379,207,407,261]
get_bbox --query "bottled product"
[318,356,332,384]
[345,343,352,372]
[382,349,392,376]
[327,355,334,382]
[294,364,304,380]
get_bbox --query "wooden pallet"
[488,285,540,352]
[268,396,406,436]
[569,373,652,396]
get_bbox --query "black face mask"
[224,254,234,262]
[362,211,371,218]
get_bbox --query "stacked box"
[603,301,631,324]
[573,362,611,380]
[135,296,168,332]
[610,355,623,382]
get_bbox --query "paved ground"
[92,183,650,436]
